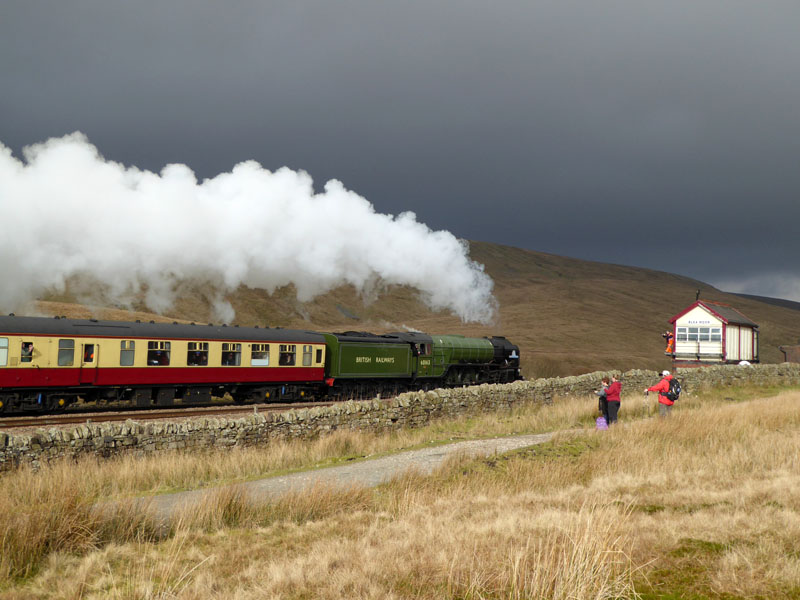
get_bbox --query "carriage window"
[20,341,34,363]
[279,344,296,366]
[57,339,75,366]
[302,345,312,366]
[120,340,135,366]
[0,338,8,366]
[316,348,323,364]
[83,344,95,362]
[147,341,171,365]
[251,343,270,366]
[187,342,209,366]
[221,343,241,366]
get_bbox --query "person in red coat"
[645,370,674,417]
[605,374,622,424]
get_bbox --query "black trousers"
[599,397,609,423]
[607,401,620,424]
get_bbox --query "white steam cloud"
[0,133,497,323]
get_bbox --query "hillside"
[30,241,800,378]
[732,292,800,312]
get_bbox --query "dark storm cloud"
[2,0,799,299]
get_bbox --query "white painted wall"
[740,327,754,361]
[673,303,758,363]
[726,325,741,361]
[675,305,724,360]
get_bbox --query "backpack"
[666,378,682,401]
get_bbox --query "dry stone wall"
[2,363,799,471]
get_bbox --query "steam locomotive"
[0,314,521,413]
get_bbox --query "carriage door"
[79,343,98,384]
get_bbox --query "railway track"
[0,401,335,430]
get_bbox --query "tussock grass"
[2,387,800,598]
[444,503,636,600]
[173,482,375,533]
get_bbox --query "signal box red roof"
[669,300,758,328]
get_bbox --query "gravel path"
[145,432,554,519]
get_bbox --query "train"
[0,314,521,413]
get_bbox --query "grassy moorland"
[2,385,800,598]
[33,241,800,378]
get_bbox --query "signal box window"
[58,339,75,366]
[221,343,241,366]
[0,338,8,366]
[20,341,34,363]
[251,344,270,366]
[279,344,296,366]
[120,341,135,366]
[302,345,312,366]
[187,342,209,366]
[677,326,721,343]
[147,341,171,366]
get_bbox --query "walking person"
[645,370,675,417]
[605,374,622,424]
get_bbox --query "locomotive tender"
[0,314,521,413]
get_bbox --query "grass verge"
[1,385,799,598]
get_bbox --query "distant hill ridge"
[731,293,800,313]
[31,241,800,378]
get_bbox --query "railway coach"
[0,315,327,411]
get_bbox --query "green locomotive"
[322,331,520,400]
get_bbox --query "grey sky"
[2,1,799,300]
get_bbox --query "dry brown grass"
[3,389,800,598]
[0,396,590,586]
[0,395,593,511]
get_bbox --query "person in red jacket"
[605,374,622,424]
[645,370,674,417]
